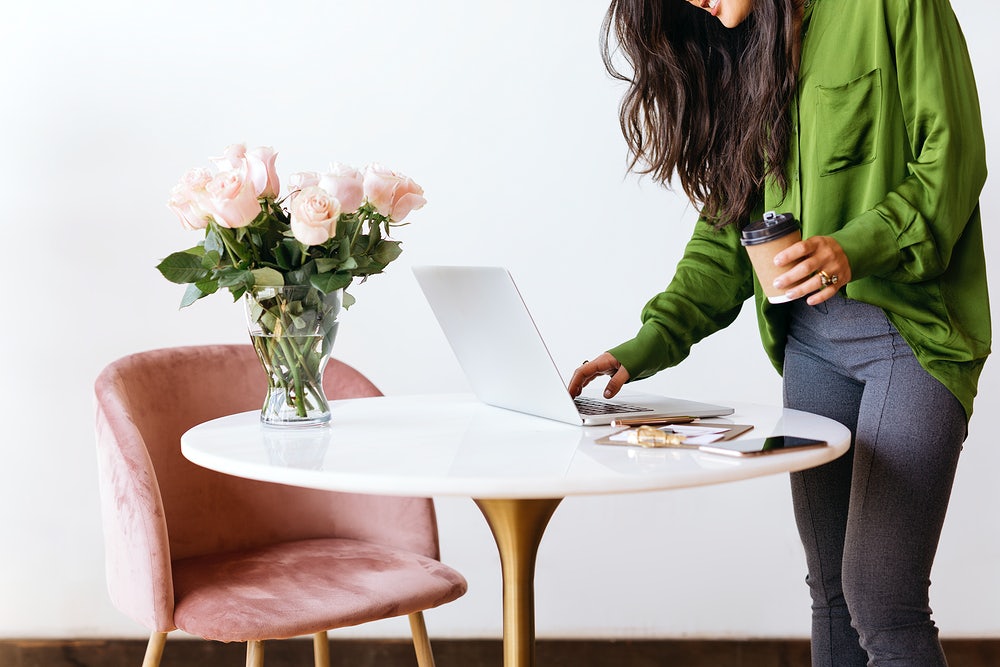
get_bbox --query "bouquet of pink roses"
[157,144,426,424]
[157,143,425,309]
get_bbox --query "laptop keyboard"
[573,396,651,416]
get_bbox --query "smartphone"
[697,435,827,457]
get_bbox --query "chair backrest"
[94,344,441,631]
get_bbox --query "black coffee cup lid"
[740,211,799,246]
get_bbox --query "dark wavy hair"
[602,0,800,228]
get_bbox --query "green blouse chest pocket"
[813,68,883,176]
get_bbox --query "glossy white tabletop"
[181,394,850,499]
[181,395,850,498]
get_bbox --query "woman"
[569,0,989,664]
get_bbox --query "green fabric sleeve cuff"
[830,209,900,281]
[607,324,674,383]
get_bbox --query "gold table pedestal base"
[474,497,563,667]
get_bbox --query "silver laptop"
[413,265,734,426]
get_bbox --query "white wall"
[1,0,997,640]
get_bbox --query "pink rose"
[288,171,320,192]
[211,143,247,171]
[180,167,212,191]
[363,163,426,222]
[319,163,364,212]
[290,186,342,245]
[204,169,261,228]
[246,146,280,198]
[167,184,210,231]
[167,168,213,230]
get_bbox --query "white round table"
[182,394,850,667]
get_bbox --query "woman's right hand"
[568,352,630,399]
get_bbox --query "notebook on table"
[412,265,734,426]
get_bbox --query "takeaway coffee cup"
[740,211,802,304]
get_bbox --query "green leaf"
[201,250,221,269]
[353,255,374,272]
[179,283,205,308]
[342,290,356,309]
[195,278,219,296]
[340,218,361,238]
[310,271,352,293]
[315,258,340,273]
[273,239,301,270]
[204,228,224,256]
[366,223,382,252]
[251,267,284,286]
[157,251,210,284]
[218,268,254,288]
[372,240,402,266]
[229,285,248,302]
[354,233,371,255]
[287,260,317,286]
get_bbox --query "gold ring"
[818,270,839,288]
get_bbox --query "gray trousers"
[783,294,966,667]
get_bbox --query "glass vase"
[244,286,341,427]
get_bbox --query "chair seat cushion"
[171,538,467,642]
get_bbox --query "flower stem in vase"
[246,285,339,426]
[160,148,424,424]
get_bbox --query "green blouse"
[609,0,990,419]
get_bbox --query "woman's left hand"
[773,235,852,306]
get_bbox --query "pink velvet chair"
[94,345,467,667]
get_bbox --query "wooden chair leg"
[409,612,436,667]
[246,640,265,667]
[313,631,330,667]
[141,631,168,667]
